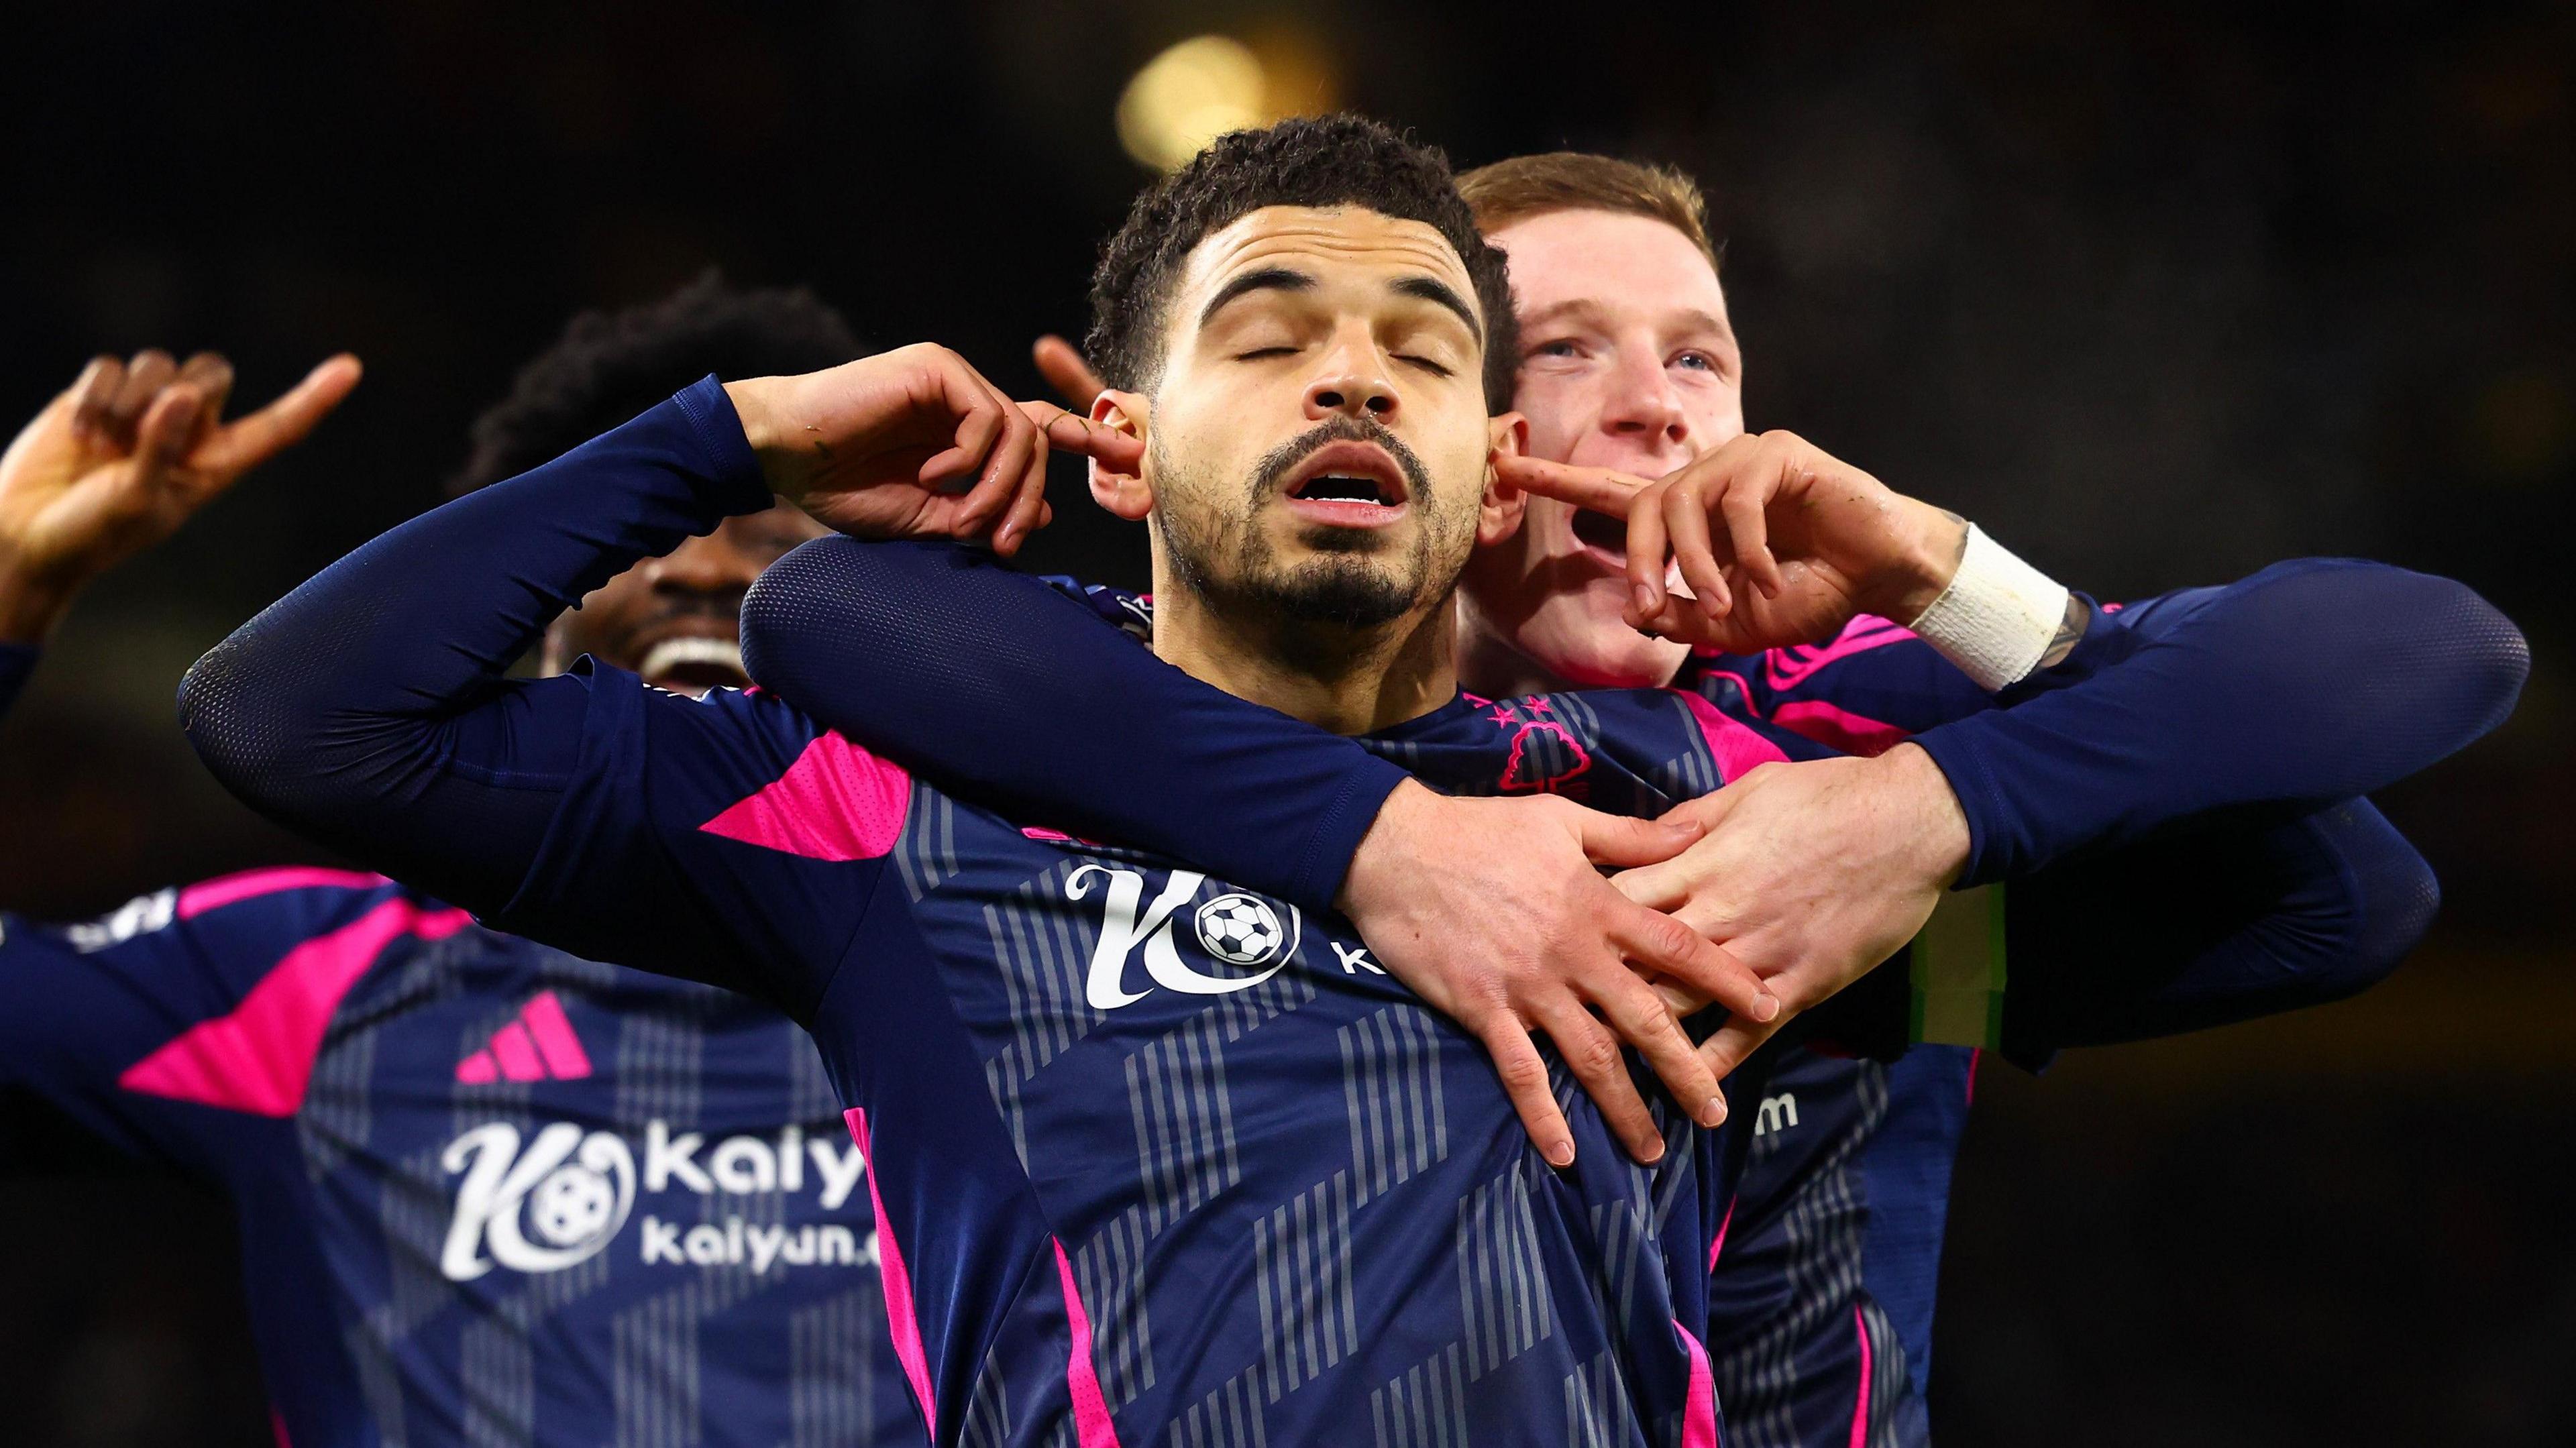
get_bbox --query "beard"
[1152,414,1466,632]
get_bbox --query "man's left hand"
[1499,430,1964,653]
[1611,743,1972,1078]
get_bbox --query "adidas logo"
[456,991,592,1084]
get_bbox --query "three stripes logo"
[456,990,593,1084]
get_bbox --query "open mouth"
[1281,441,1411,526]
[637,635,748,695]
[1290,474,1401,506]
[1569,506,1627,563]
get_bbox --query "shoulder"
[14,868,463,965]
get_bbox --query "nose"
[1303,339,1399,423]
[641,530,762,598]
[1601,346,1688,448]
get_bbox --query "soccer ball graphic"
[1194,893,1286,966]
[528,1162,619,1246]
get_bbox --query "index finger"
[1018,400,1144,474]
[1604,897,1778,1026]
[1493,455,1650,518]
[195,354,362,478]
[1695,1010,1788,1082]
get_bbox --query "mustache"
[1249,414,1434,504]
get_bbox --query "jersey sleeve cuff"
[1285,756,1413,917]
[669,374,785,519]
[1906,727,2011,888]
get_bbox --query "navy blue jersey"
[0,867,918,1447]
[181,380,2496,1448]
[1673,625,1982,1447]
[744,552,2475,1448]
[476,662,1851,1446]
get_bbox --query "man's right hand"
[1337,781,1779,1167]
[724,343,1141,559]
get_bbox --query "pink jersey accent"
[847,1107,936,1426]
[1707,1194,1737,1274]
[1849,1306,1874,1448]
[178,867,389,921]
[1487,697,1594,794]
[700,731,910,861]
[1053,1237,1124,1447]
[272,1407,292,1448]
[1676,689,1792,781]
[1965,1047,1982,1106]
[456,992,592,1084]
[489,1021,544,1081]
[1673,1319,1720,1448]
[519,991,592,1078]
[1772,699,1911,758]
[120,899,472,1116]
[1764,615,1917,693]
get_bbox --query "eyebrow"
[1196,265,1483,343]
[1198,267,1316,330]
[1391,275,1483,342]
[1520,297,1736,346]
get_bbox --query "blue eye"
[1674,351,1715,372]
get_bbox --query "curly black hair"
[449,270,863,494]
[1085,114,1519,412]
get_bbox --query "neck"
[1452,618,1572,696]
[1150,561,1460,737]
[1452,591,1688,697]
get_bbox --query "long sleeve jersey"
[176,380,2504,1446]
[4,675,912,1448]
[721,496,2516,1448]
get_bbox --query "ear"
[1479,410,1532,547]
[1089,389,1152,521]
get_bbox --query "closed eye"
[1235,347,1297,361]
[1395,353,1453,377]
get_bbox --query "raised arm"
[1506,431,2524,1072]
[178,377,767,912]
[0,346,363,1171]
[1917,559,2526,880]
[180,345,1116,1005]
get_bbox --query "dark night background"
[1,1,2568,1443]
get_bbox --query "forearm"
[741,537,1408,916]
[1805,797,2434,1067]
[1915,559,2528,884]
[179,378,771,908]
[1996,798,2434,1061]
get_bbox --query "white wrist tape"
[1904,524,2070,691]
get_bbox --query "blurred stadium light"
[1116,30,1338,172]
